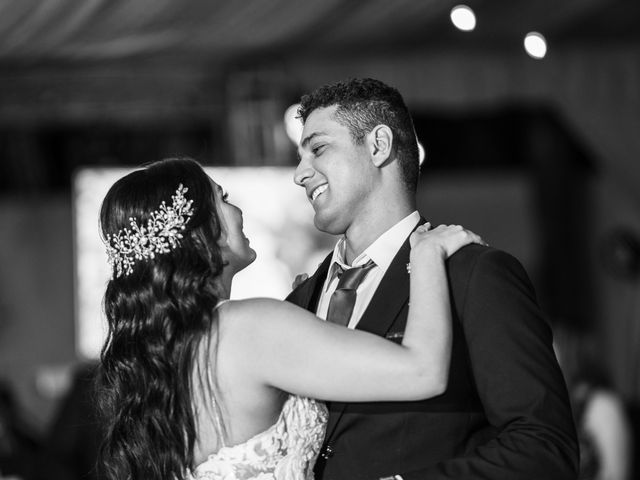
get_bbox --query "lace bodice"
[189,395,328,480]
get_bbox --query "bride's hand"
[410,223,486,261]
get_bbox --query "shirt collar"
[327,211,420,285]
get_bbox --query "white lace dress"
[189,395,328,480]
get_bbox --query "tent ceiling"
[1,0,639,196]
[0,0,638,65]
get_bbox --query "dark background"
[0,1,639,478]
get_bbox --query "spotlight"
[450,5,476,32]
[524,32,547,59]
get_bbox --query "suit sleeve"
[402,248,579,480]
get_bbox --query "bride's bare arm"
[220,224,484,403]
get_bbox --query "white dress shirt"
[316,211,420,329]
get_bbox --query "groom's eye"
[312,144,326,156]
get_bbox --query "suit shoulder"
[447,244,522,275]
[447,244,538,305]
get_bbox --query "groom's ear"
[367,124,393,168]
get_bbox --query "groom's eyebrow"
[300,132,324,148]
[297,132,327,160]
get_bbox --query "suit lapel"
[324,219,424,441]
[292,218,425,442]
[286,253,332,311]
[356,216,426,336]
[354,237,411,336]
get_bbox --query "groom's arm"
[400,247,579,480]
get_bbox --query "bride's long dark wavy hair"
[97,158,225,480]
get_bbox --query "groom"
[286,78,578,480]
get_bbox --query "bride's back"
[191,302,289,464]
[188,300,327,480]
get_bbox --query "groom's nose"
[294,155,314,187]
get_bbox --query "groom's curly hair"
[97,157,226,480]
[297,77,420,193]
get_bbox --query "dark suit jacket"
[286,230,579,480]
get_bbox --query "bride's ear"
[216,216,229,248]
[367,125,393,168]
[217,229,229,248]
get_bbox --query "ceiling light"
[524,32,547,59]
[450,5,476,32]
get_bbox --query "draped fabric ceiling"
[0,0,637,62]
[0,0,639,188]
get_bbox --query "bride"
[97,157,484,480]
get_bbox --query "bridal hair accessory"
[105,184,194,278]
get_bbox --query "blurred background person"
[34,362,102,480]
[0,380,40,480]
[554,322,634,480]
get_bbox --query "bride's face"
[211,179,256,273]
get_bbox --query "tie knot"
[335,259,376,290]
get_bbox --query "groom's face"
[295,106,375,236]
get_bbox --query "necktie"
[326,259,376,327]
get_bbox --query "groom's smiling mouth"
[309,184,328,203]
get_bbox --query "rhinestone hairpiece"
[104,184,194,278]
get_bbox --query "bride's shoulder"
[217,298,310,339]
[214,298,295,360]
[217,297,287,328]
[218,297,284,313]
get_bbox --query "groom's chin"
[313,215,344,237]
